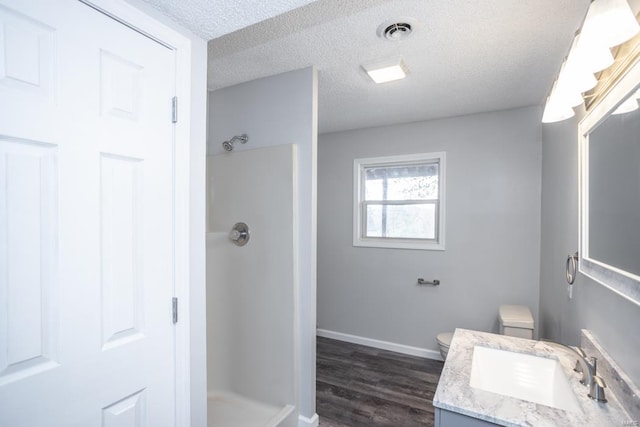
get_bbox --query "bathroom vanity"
[433,329,637,427]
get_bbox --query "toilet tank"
[499,305,534,339]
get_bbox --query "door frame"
[78,0,196,424]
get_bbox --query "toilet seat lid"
[437,332,453,347]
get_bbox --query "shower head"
[222,134,248,151]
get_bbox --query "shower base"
[207,390,294,427]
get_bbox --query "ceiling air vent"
[383,23,412,40]
[377,18,417,41]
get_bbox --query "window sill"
[353,238,445,251]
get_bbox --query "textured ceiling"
[207,0,589,134]
[140,0,320,39]
[143,0,590,134]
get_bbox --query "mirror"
[579,57,640,306]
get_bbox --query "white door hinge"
[172,96,178,123]
[172,297,178,324]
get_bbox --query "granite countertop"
[433,328,630,427]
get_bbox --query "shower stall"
[206,144,299,427]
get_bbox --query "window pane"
[364,178,383,200]
[365,203,436,239]
[365,205,383,237]
[364,163,438,201]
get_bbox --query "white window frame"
[353,152,446,250]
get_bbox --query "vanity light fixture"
[542,0,640,123]
[362,57,409,84]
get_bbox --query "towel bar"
[418,278,440,286]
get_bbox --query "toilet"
[436,332,453,360]
[498,305,534,339]
[436,305,534,360]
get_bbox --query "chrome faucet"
[587,358,608,403]
[541,340,608,402]
[542,340,594,385]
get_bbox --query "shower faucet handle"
[229,222,250,246]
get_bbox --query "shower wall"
[207,144,297,414]
[207,66,318,424]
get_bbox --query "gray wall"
[540,115,640,387]
[318,107,542,352]
[208,67,318,422]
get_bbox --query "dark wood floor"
[316,336,444,427]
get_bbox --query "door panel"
[102,388,147,427]
[0,1,176,425]
[0,4,55,100]
[0,138,59,386]
[100,154,145,351]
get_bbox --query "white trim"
[352,152,446,251]
[316,329,443,361]
[298,413,319,427]
[268,405,295,427]
[79,1,196,424]
[578,51,640,307]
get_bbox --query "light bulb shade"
[575,71,598,93]
[612,96,639,114]
[563,35,599,93]
[583,44,615,73]
[554,56,592,107]
[542,96,576,123]
[585,0,640,48]
[555,84,586,108]
[575,33,615,73]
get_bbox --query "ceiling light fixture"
[362,57,409,84]
[542,0,639,123]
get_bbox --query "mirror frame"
[579,54,640,306]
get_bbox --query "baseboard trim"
[298,413,319,427]
[317,329,443,361]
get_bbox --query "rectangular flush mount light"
[362,57,409,84]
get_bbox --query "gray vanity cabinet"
[435,408,501,427]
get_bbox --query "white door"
[0,0,177,425]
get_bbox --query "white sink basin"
[469,346,581,412]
